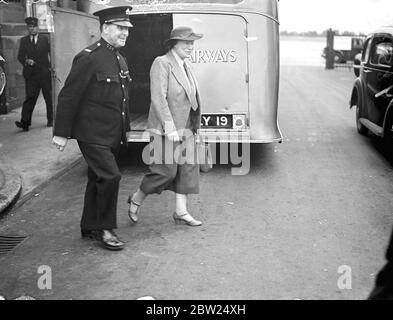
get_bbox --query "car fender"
[349,78,364,109]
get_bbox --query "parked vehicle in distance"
[349,26,393,142]
[322,36,365,64]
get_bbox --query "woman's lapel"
[167,51,192,100]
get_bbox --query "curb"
[0,164,22,214]
[8,156,83,212]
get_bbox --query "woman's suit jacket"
[147,51,202,135]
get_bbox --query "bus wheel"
[334,51,345,63]
[355,101,368,135]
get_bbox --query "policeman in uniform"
[16,17,53,130]
[52,6,133,251]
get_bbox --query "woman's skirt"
[140,117,199,195]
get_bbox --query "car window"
[352,37,364,48]
[370,36,393,67]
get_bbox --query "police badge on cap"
[93,6,133,28]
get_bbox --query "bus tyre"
[334,51,345,63]
[356,102,368,135]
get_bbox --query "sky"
[279,0,393,34]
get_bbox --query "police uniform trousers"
[77,141,121,230]
[140,115,199,195]
[21,68,53,126]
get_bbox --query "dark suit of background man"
[16,17,53,131]
[52,6,133,251]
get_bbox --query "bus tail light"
[233,114,247,129]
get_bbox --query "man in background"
[16,17,52,131]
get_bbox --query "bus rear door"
[174,13,249,142]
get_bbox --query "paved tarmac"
[1,66,392,300]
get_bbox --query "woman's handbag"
[198,142,213,173]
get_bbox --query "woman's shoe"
[173,212,202,227]
[127,195,141,223]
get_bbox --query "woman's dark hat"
[166,26,203,43]
[93,6,133,28]
[25,17,38,27]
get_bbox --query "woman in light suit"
[127,26,203,226]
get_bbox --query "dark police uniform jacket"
[17,34,50,79]
[54,39,131,148]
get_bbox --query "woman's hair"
[165,39,178,52]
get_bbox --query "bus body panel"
[77,0,279,21]
[247,12,281,143]
[173,13,249,115]
[50,8,100,114]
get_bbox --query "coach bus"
[50,0,282,143]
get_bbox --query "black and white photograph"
[1,0,393,305]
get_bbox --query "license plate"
[201,114,233,129]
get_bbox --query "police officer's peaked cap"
[93,6,133,28]
[25,17,38,27]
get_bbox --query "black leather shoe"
[99,230,125,251]
[47,121,53,127]
[15,121,29,131]
[81,229,99,240]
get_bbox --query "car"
[322,47,346,63]
[322,36,365,64]
[349,26,393,142]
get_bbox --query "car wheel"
[334,51,345,63]
[356,102,368,135]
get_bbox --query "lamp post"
[325,28,335,70]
